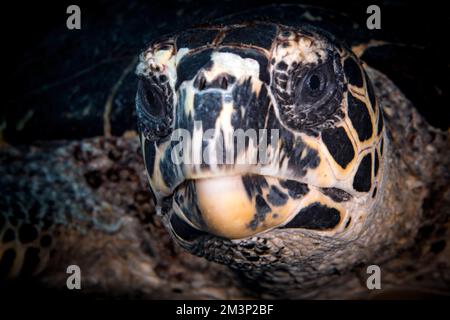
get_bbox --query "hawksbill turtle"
[1,4,449,299]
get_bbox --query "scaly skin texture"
[0,68,449,299]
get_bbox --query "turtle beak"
[194,176,303,239]
[172,175,308,240]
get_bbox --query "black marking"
[241,175,268,200]
[277,73,288,81]
[193,74,206,90]
[220,23,277,50]
[248,195,272,230]
[374,150,380,177]
[280,179,309,199]
[282,202,341,230]
[364,72,377,112]
[276,61,288,71]
[0,248,16,277]
[197,73,236,91]
[347,92,373,141]
[18,224,38,244]
[200,140,211,170]
[287,139,320,177]
[84,170,102,189]
[343,57,363,88]
[20,247,40,276]
[176,28,219,49]
[175,181,207,230]
[353,153,372,192]
[377,108,384,135]
[2,228,15,243]
[170,214,206,242]
[218,47,270,84]
[380,137,384,156]
[281,30,292,37]
[344,217,352,229]
[322,127,355,168]
[193,91,223,131]
[372,187,377,198]
[175,89,194,133]
[159,150,181,190]
[430,240,446,254]
[143,139,156,179]
[40,235,52,248]
[256,195,271,215]
[159,74,167,82]
[212,74,236,90]
[321,188,352,202]
[267,186,288,206]
[231,78,270,132]
[243,253,260,262]
[176,49,213,90]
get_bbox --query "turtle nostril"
[195,75,207,91]
[220,77,228,90]
[199,77,206,90]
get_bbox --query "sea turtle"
[1,3,449,299]
[135,13,450,298]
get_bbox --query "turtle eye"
[137,78,166,118]
[305,72,326,96]
[294,59,337,109]
[136,77,173,140]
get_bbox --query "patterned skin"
[137,21,383,248]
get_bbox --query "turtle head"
[136,22,385,258]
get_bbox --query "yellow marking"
[351,40,390,58]
[272,33,327,67]
[195,176,304,239]
[347,83,367,98]
[299,133,337,187]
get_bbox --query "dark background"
[1,0,449,144]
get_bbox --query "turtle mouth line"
[168,171,353,241]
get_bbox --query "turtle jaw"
[169,175,298,240]
[168,173,348,241]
